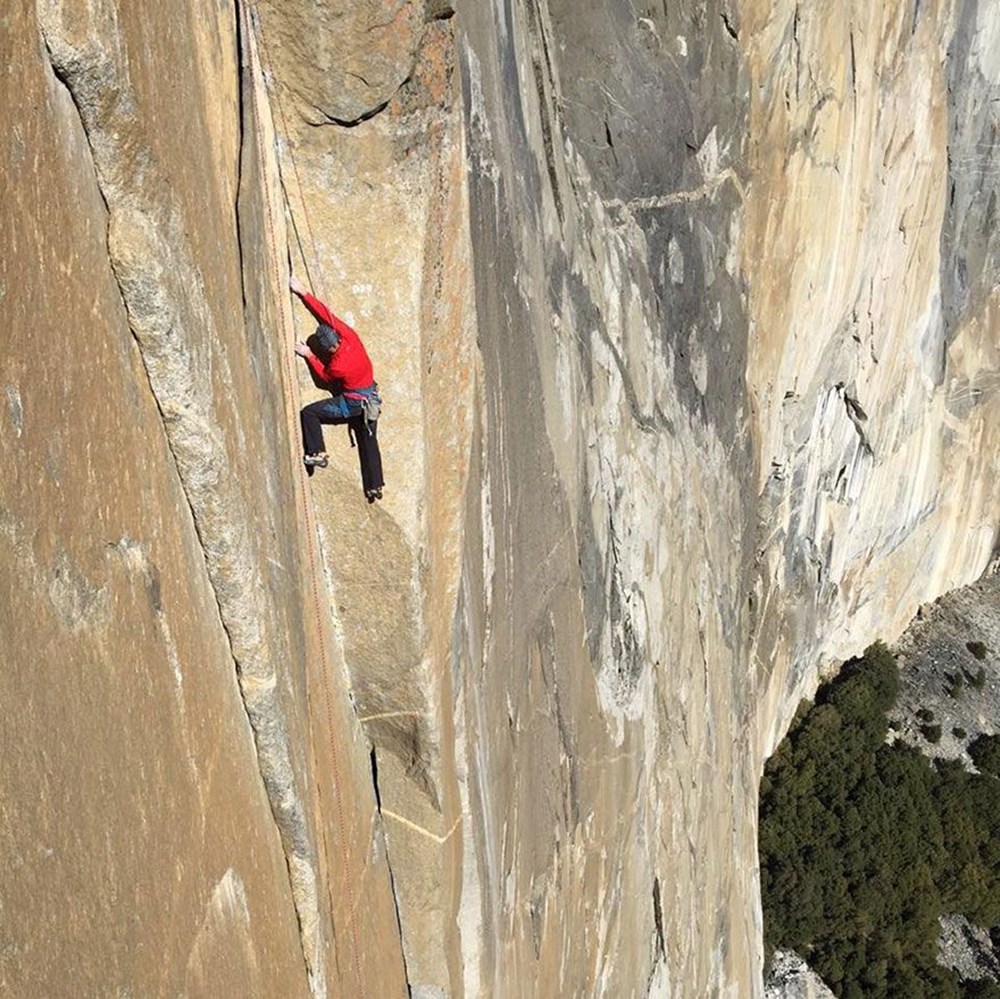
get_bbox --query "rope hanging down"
[251,5,323,292]
[242,5,372,998]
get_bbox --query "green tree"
[969,734,1000,778]
[760,644,1000,999]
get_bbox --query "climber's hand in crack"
[293,340,312,358]
[289,275,307,297]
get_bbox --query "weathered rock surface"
[2,1,999,997]
[747,0,1000,758]
[938,914,1000,984]
[2,1,406,995]
[890,569,1000,762]
[764,951,836,999]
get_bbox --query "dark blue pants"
[300,395,359,455]
[352,416,384,494]
[300,396,384,494]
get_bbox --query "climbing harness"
[344,383,382,430]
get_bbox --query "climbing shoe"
[365,487,383,504]
[303,452,329,468]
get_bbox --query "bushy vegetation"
[968,666,988,690]
[969,735,1000,779]
[967,641,988,662]
[922,723,943,744]
[760,643,1000,999]
[964,980,1000,999]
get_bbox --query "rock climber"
[290,275,384,501]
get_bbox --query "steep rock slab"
[743,0,1000,754]
[0,1,307,994]
[456,0,1000,994]
[258,0,759,991]
[238,8,412,995]
[456,0,758,994]
[250,1,475,990]
[3,0,408,994]
[7,0,1000,996]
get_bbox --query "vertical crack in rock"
[848,27,858,106]
[369,748,413,992]
[232,14,253,340]
[604,509,645,709]
[792,3,802,104]
[525,0,564,224]
[838,384,874,457]
[652,876,666,960]
[645,873,667,995]
[37,7,326,995]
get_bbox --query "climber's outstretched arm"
[289,275,340,330]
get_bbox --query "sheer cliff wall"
[745,0,1000,755]
[2,1,999,997]
[2,1,407,995]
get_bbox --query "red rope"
[243,5,370,997]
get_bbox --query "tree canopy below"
[759,643,1000,999]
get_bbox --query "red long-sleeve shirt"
[301,292,374,392]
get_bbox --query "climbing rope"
[241,5,371,997]
[250,8,323,295]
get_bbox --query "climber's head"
[309,324,341,362]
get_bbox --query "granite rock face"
[2,1,406,995]
[745,0,1000,756]
[2,1,999,998]
[938,914,1000,984]
[890,568,1000,764]
[764,951,836,999]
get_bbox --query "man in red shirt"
[290,276,383,500]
